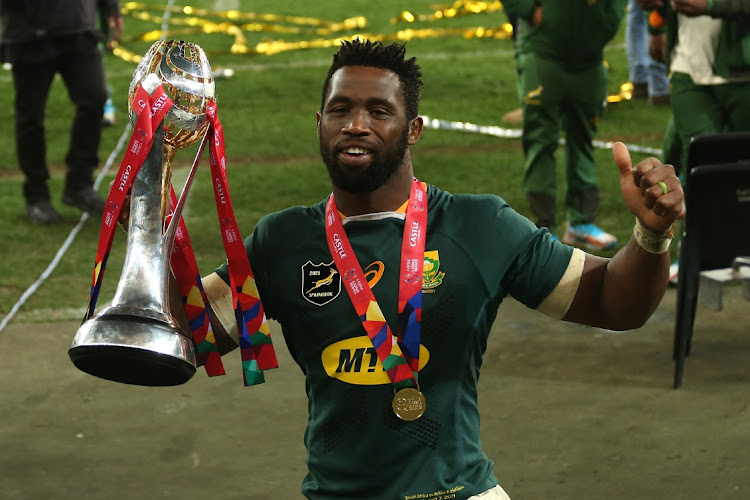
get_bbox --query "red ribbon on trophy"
[82,81,277,386]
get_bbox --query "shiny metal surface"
[69,124,196,386]
[70,40,216,386]
[127,40,215,143]
[69,318,196,387]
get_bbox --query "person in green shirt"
[152,40,682,499]
[638,0,750,283]
[639,0,750,167]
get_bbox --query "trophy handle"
[163,128,211,247]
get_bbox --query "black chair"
[673,132,750,388]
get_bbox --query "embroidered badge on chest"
[422,250,445,292]
[302,261,342,306]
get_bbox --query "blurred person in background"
[503,0,628,251]
[626,0,671,105]
[639,0,750,282]
[640,0,750,167]
[0,0,122,224]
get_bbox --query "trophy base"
[69,315,197,387]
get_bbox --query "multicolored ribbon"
[325,178,427,389]
[84,82,277,386]
[168,187,225,377]
[203,101,278,386]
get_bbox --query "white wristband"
[633,218,674,255]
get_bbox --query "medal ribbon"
[204,101,279,386]
[325,178,427,390]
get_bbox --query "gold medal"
[392,387,426,421]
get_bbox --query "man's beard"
[320,128,409,194]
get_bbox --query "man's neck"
[332,162,414,217]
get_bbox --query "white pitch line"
[0,124,132,333]
[421,115,664,156]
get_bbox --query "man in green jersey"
[162,40,681,499]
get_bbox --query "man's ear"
[316,111,321,138]
[407,116,423,145]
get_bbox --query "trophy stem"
[69,122,196,386]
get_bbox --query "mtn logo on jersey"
[322,336,431,385]
[302,261,341,306]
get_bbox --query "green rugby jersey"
[217,185,573,499]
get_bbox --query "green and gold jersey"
[217,185,573,500]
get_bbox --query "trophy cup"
[68,40,215,386]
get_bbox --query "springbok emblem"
[302,261,342,306]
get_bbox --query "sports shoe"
[26,200,63,225]
[562,222,617,251]
[668,260,679,286]
[102,99,116,127]
[62,187,106,216]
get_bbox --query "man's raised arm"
[563,142,684,330]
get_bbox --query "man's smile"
[338,144,374,166]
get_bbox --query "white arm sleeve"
[536,248,585,319]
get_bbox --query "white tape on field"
[420,115,664,156]
[0,1,176,334]
[0,125,131,333]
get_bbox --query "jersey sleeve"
[449,192,575,312]
[486,200,575,311]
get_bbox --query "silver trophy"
[68,40,216,386]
